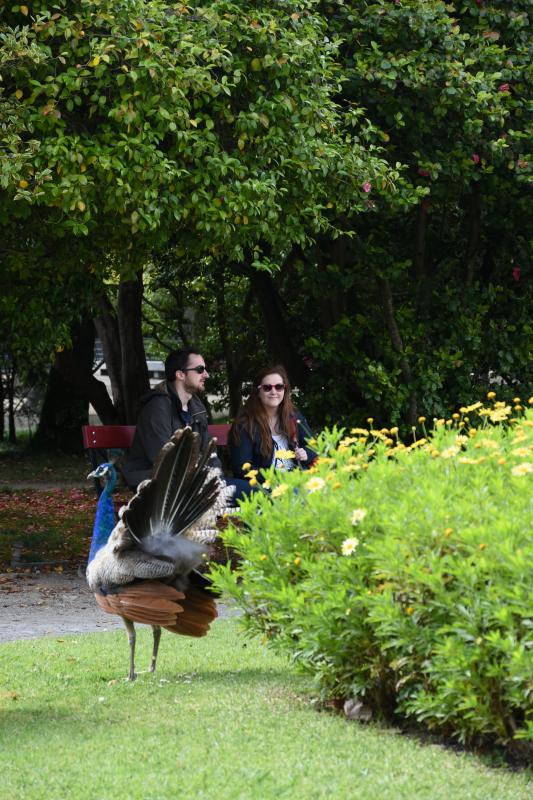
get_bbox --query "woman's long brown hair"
[230,365,296,458]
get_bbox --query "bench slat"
[82,425,136,449]
[82,423,230,449]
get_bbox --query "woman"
[229,365,316,480]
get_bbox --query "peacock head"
[88,462,117,488]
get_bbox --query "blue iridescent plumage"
[87,462,117,564]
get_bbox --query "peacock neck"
[87,468,117,564]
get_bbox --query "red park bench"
[82,423,231,496]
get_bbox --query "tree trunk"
[0,367,4,440]
[7,359,16,443]
[214,270,245,417]
[414,199,429,281]
[249,270,309,388]
[465,185,482,286]
[93,293,124,419]
[379,277,417,426]
[34,317,114,450]
[117,274,149,423]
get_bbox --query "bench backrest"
[82,423,230,449]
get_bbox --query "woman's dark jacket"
[229,412,316,480]
[122,380,220,489]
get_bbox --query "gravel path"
[0,571,238,643]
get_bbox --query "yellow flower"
[479,543,486,551]
[479,439,499,449]
[339,436,358,446]
[367,417,374,424]
[260,554,268,561]
[418,416,426,423]
[511,462,533,477]
[241,462,251,471]
[489,406,511,423]
[276,449,295,459]
[263,480,271,490]
[245,469,258,478]
[487,391,496,399]
[528,397,533,405]
[249,477,258,487]
[463,401,483,413]
[406,606,414,616]
[341,537,359,556]
[513,397,521,404]
[293,557,301,566]
[350,427,369,436]
[332,482,342,489]
[512,447,531,458]
[271,484,289,498]
[452,413,460,420]
[306,477,325,493]
[441,446,460,459]
[497,458,506,465]
[390,426,399,435]
[350,508,367,525]
[341,464,360,473]
[444,527,453,536]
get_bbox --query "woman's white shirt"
[271,433,294,470]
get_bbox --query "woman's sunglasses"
[258,383,285,392]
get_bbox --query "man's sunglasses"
[183,365,208,374]
[258,383,285,392]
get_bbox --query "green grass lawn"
[0,620,530,800]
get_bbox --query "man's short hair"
[165,349,202,381]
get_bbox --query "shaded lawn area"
[0,619,531,800]
[0,487,96,568]
[0,446,89,484]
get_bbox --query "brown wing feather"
[94,581,217,636]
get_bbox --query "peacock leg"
[150,625,162,673]
[122,617,137,681]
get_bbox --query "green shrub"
[211,399,533,755]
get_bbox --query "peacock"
[87,462,117,565]
[86,427,234,680]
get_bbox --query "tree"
[1,0,411,436]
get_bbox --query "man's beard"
[185,378,205,394]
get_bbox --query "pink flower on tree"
[362,182,372,193]
[499,83,510,93]
[513,266,521,282]
[471,153,480,164]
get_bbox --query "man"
[122,349,249,502]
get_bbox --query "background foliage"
[0,0,531,443]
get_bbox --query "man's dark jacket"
[122,380,220,489]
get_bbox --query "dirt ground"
[0,570,236,643]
